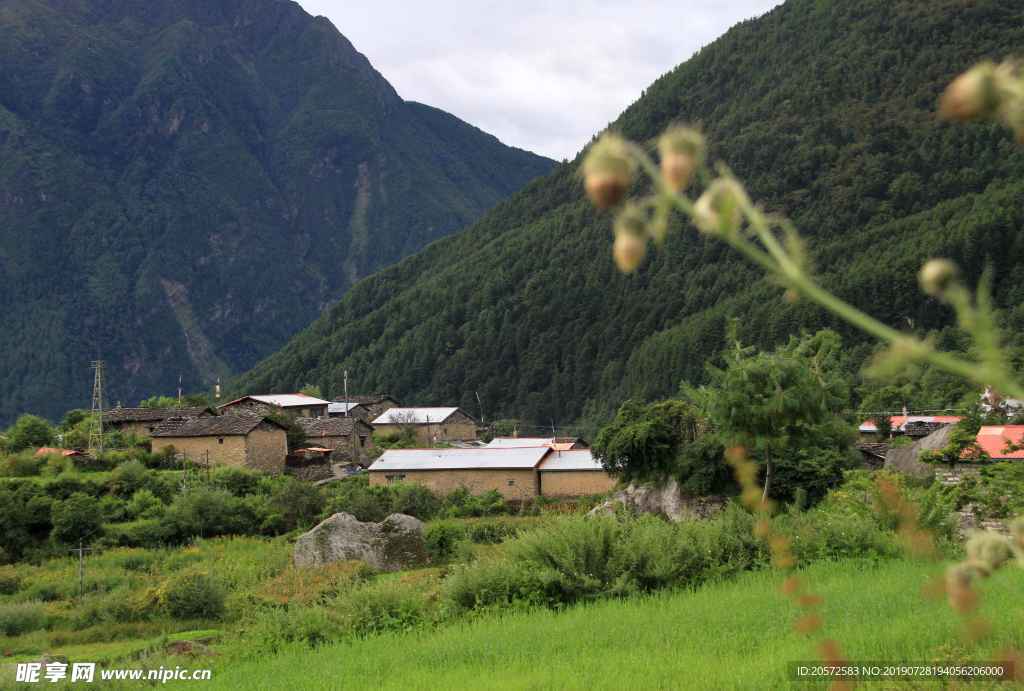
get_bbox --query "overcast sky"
[296,1,780,160]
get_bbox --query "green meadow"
[186,558,1023,691]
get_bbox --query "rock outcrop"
[293,512,428,571]
[587,478,726,522]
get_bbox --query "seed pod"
[693,178,748,235]
[658,127,705,192]
[611,203,648,273]
[582,134,636,209]
[918,259,959,297]
[939,62,1000,122]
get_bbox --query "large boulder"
[587,477,726,522]
[293,512,428,571]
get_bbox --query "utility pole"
[214,377,221,402]
[88,360,105,456]
[177,374,183,406]
[343,369,350,417]
[475,391,485,425]
[70,540,92,599]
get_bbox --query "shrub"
[389,483,441,520]
[97,519,172,549]
[4,415,54,452]
[108,460,151,497]
[127,489,164,520]
[0,566,21,595]
[268,478,326,531]
[51,492,103,544]
[322,476,393,522]
[0,601,47,636]
[441,488,507,517]
[211,467,263,496]
[163,572,225,620]
[41,453,73,477]
[442,558,550,613]
[1,451,44,477]
[165,486,258,540]
[333,579,432,637]
[98,495,130,522]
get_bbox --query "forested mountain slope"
[237,0,1024,427]
[0,0,553,423]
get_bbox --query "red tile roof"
[974,426,1024,459]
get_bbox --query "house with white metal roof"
[371,406,478,444]
[486,436,587,450]
[219,393,329,419]
[368,446,615,500]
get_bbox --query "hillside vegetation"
[236,0,1024,427]
[0,0,553,424]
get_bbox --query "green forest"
[0,0,552,425]
[235,0,1024,430]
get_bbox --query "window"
[218,437,224,444]
[359,435,366,448]
[507,479,516,486]
[386,474,406,485]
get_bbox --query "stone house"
[332,394,400,421]
[327,401,372,420]
[219,393,329,419]
[103,406,216,439]
[537,449,617,496]
[296,416,374,460]
[371,406,478,444]
[368,447,616,500]
[151,415,288,473]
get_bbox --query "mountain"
[0,0,553,424]
[235,0,1024,429]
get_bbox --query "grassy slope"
[194,558,1024,690]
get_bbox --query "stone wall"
[152,435,248,468]
[246,425,287,473]
[539,470,617,497]
[369,468,538,500]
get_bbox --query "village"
[79,391,619,501]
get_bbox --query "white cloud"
[296,1,780,159]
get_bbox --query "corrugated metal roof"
[369,446,549,471]
[327,402,365,415]
[538,449,606,472]
[975,425,1024,459]
[859,415,961,433]
[485,437,555,448]
[372,407,460,425]
[221,393,329,409]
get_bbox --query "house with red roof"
[973,425,1024,460]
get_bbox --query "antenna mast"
[88,360,105,455]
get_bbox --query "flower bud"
[658,127,704,192]
[583,134,636,209]
[918,259,959,297]
[611,203,648,273]
[693,178,748,235]
[939,62,1000,122]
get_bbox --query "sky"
[296,1,780,161]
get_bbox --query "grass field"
[191,558,1024,690]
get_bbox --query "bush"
[4,414,54,452]
[98,495,130,522]
[97,519,172,549]
[333,579,431,637]
[322,476,393,522]
[1,451,44,477]
[389,483,441,520]
[51,492,103,544]
[268,478,326,531]
[442,558,550,613]
[127,489,164,520]
[165,486,258,540]
[163,572,225,620]
[108,460,151,497]
[0,601,47,636]
[211,467,263,496]
[441,488,507,517]
[0,566,21,595]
